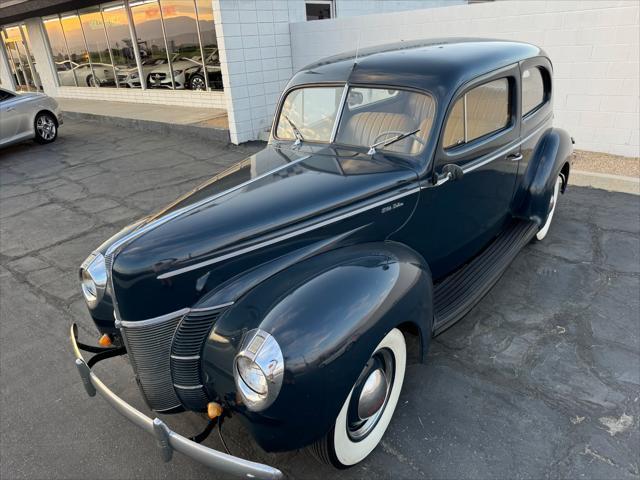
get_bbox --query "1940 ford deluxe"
[71,39,573,479]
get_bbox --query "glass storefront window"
[43,15,77,86]
[79,7,118,88]
[161,0,201,90]
[130,0,171,89]
[101,2,139,88]
[59,12,99,87]
[195,0,221,90]
[2,25,41,91]
[41,0,222,92]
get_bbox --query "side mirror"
[434,163,464,184]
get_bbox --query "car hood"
[150,59,199,72]
[106,145,420,320]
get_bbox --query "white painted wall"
[0,40,14,89]
[335,0,465,18]
[290,0,640,157]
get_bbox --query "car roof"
[288,38,547,98]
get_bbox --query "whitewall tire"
[310,328,407,468]
[535,175,562,241]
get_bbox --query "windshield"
[275,85,434,156]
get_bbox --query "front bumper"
[70,324,282,480]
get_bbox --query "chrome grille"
[171,309,223,411]
[120,311,187,412]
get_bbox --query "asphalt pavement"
[1,120,638,480]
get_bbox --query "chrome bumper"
[70,324,282,480]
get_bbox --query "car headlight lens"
[79,252,107,309]
[234,329,284,411]
[130,72,139,79]
[172,69,183,76]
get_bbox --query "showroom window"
[306,1,334,20]
[2,24,41,91]
[42,0,221,91]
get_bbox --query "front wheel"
[189,73,206,91]
[535,174,562,241]
[33,112,58,144]
[310,328,406,468]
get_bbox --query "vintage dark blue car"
[71,38,573,479]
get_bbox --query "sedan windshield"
[275,85,434,156]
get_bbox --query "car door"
[421,65,522,279]
[0,90,20,145]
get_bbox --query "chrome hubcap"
[347,349,394,441]
[36,116,56,140]
[192,77,206,90]
[357,368,388,420]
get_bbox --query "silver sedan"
[0,88,63,148]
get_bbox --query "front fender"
[519,127,573,225]
[200,242,432,452]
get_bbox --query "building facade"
[1,0,638,156]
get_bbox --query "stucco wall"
[335,0,465,18]
[290,0,640,157]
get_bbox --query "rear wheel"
[33,112,57,144]
[535,174,562,241]
[310,328,406,468]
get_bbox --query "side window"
[443,78,510,149]
[347,88,398,109]
[0,90,15,102]
[522,67,546,116]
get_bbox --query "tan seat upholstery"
[340,111,415,153]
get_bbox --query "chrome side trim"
[428,119,552,187]
[190,301,235,312]
[105,155,312,258]
[118,308,190,328]
[157,185,422,280]
[173,384,204,390]
[171,354,200,361]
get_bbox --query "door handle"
[507,153,523,161]
[7,107,15,112]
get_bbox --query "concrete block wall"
[213,0,305,144]
[291,0,640,157]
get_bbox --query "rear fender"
[200,242,433,452]
[518,127,573,225]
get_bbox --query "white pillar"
[0,39,15,90]
[23,18,59,96]
[214,0,302,144]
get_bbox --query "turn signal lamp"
[98,334,112,347]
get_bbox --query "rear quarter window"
[522,67,548,116]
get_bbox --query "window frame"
[305,1,335,21]
[272,82,437,160]
[273,83,346,145]
[443,76,513,151]
[521,65,551,119]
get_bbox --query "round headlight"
[79,252,107,309]
[234,329,284,411]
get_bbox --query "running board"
[433,219,538,335]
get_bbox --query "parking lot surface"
[1,120,638,480]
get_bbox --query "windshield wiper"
[283,114,305,147]
[367,128,420,155]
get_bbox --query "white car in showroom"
[0,87,62,147]
[147,49,219,90]
[55,61,115,87]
